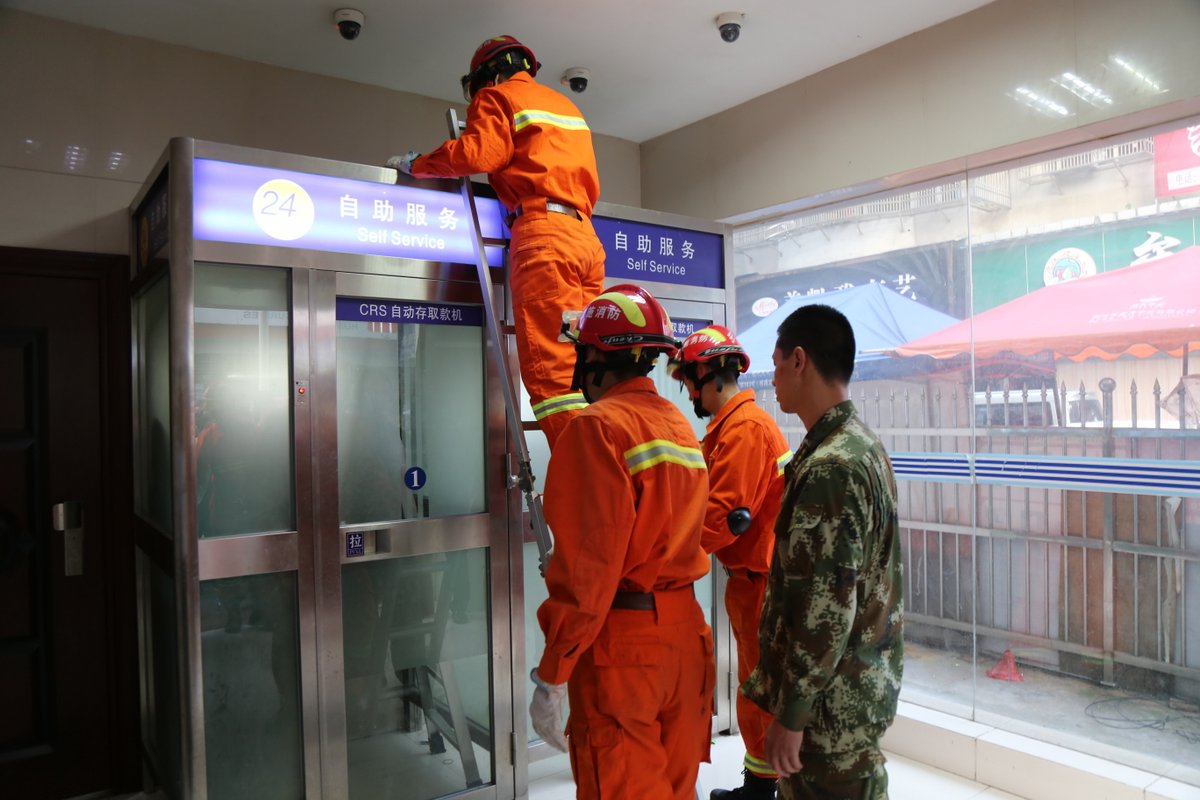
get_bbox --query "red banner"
[1154,125,1200,197]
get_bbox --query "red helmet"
[462,36,539,99]
[469,35,538,77]
[574,284,678,355]
[669,325,750,381]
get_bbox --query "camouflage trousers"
[778,761,887,800]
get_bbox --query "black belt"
[505,200,581,227]
[723,566,766,581]
[611,584,694,611]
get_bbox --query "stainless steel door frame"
[305,269,514,799]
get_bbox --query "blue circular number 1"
[404,466,427,491]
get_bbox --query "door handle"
[51,500,84,576]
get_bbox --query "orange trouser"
[508,210,606,450]
[566,588,715,800]
[726,570,777,778]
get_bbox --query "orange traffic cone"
[987,649,1024,682]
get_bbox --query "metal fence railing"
[756,375,1200,690]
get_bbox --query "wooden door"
[0,249,135,798]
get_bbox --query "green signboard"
[971,213,1199,312]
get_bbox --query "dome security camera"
[561,67,590,94]
[334,8,364,41]
[716,12,744,43]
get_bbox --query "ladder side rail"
[446,108,553,571]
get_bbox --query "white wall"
[0,10,642,255]
[642,0,1200,222]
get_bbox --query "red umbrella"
[896,246,1200,362]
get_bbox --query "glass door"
[309,269,513,800]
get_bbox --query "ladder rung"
[482,237,508,247]
[501,323,516,336]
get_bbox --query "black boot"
[710,769,777,800]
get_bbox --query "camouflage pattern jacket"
[742,400,903,776]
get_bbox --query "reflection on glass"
[734,123,1200,781]
[337,315,485,524]
[342,549,493,799]
[967,133,1200,775]
[194,264,293,538]
[199,572,303,800]
[136,276,172,534]
[140,551,182,797]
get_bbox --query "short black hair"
[602,348,659,379]
[775,304,855,384]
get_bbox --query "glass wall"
[732,118,1200,785]
[137,550,182,797]
[342,548,493,799]
[135,275,172,534]
[335,299,493,796]
[199,572,304,799]
[337,311,486,525]
[193,264,293,538]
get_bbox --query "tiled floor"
[527,732,1025,799]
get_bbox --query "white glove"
[529,669,568,752]
[385,150,421,177]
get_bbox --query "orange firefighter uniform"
[411,71,604,448]
[536,376,715,800]
[701,388,792,779]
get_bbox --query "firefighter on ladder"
[530,284,716,800]
[388,35,604,449]
[670,325,793,800]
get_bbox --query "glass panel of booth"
[193,264,294,538]
[341,548,493,799]
[332,293,494,792]
[137,549,182,797]
[199,571,304,800]
[335,297,486,524]
[135,274,172,534]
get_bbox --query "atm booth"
[129,139,735,800]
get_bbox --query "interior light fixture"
[1052,72,1113,106]
[1112,56,1163,93]
[1013,86,1071,117]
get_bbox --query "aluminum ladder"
[446,108,553,574]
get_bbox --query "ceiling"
[4,0,994,143]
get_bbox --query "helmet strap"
[570,346,609,404]
[689,369,720,418]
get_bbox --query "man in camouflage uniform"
[742,304,903,800]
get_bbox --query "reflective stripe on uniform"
[743,752,778,779]
[513,109,590,133]
[532,392,589,420]
[624,439,706,475]
[776,449,794,476]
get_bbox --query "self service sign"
[192,159,508,266]
[594,215,725,289]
